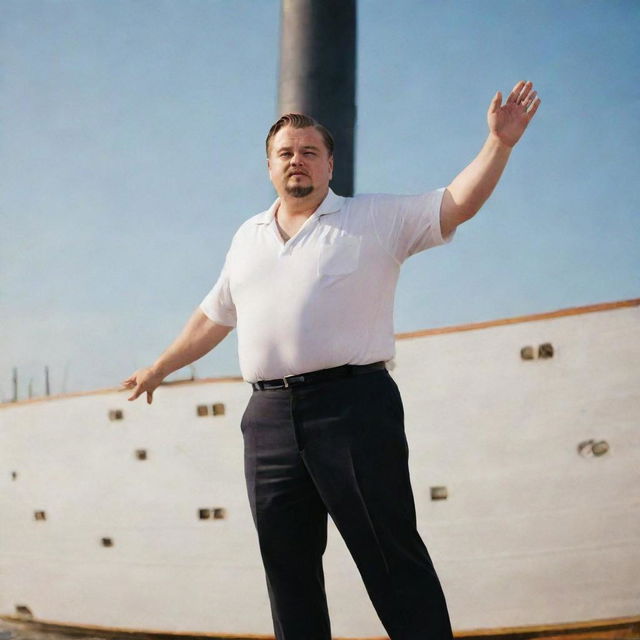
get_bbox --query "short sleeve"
[369,188,454,264]
[199,254,237,328]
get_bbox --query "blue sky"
[1,0,638,399]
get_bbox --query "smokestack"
[278,0,357,196]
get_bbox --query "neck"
[277,187,329,220]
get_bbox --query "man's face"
[268,126,333,199]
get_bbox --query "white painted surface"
[1,304,638,637]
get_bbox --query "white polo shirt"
[200,188,454,383]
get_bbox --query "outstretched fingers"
[523,90,537,109]
[505,80,541,120]
[128,383,142,401]
[124,378,155,403]
[506,80,526,104]
[526,97,541,120]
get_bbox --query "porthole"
[212,403,225,416]
[520,346,534,360]
[592,440,609,456]
[197,404,226,417]
[538,343,554,359]
[578,439,610,458]
[199,507,227,520]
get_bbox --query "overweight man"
[123,81,540,640]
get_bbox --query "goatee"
[285,185,314,198]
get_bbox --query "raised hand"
[488,81,541,148]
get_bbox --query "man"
[123,81,540,640]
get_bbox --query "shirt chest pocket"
[318,235,361,276]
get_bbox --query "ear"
[328,155,334,180]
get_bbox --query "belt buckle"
[283,374,304,388]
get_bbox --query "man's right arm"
[121,307,233,404]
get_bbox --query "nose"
[290,151,304,166]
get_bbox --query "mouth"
[288,171,308,178]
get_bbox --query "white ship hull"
[1,300,639,638]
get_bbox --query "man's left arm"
[441,81,541,238]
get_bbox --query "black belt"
[251,361,387,390]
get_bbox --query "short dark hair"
[265,113,334,157]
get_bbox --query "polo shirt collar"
[255,188,344,225]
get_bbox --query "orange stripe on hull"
[1,614,639,640]
[396,298,640,340]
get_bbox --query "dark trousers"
[241,369,453,640]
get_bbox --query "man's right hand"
[119,308,233,405]
[121,365,165,404]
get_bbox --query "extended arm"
[440,81,541,238]
[121,307,233,404]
